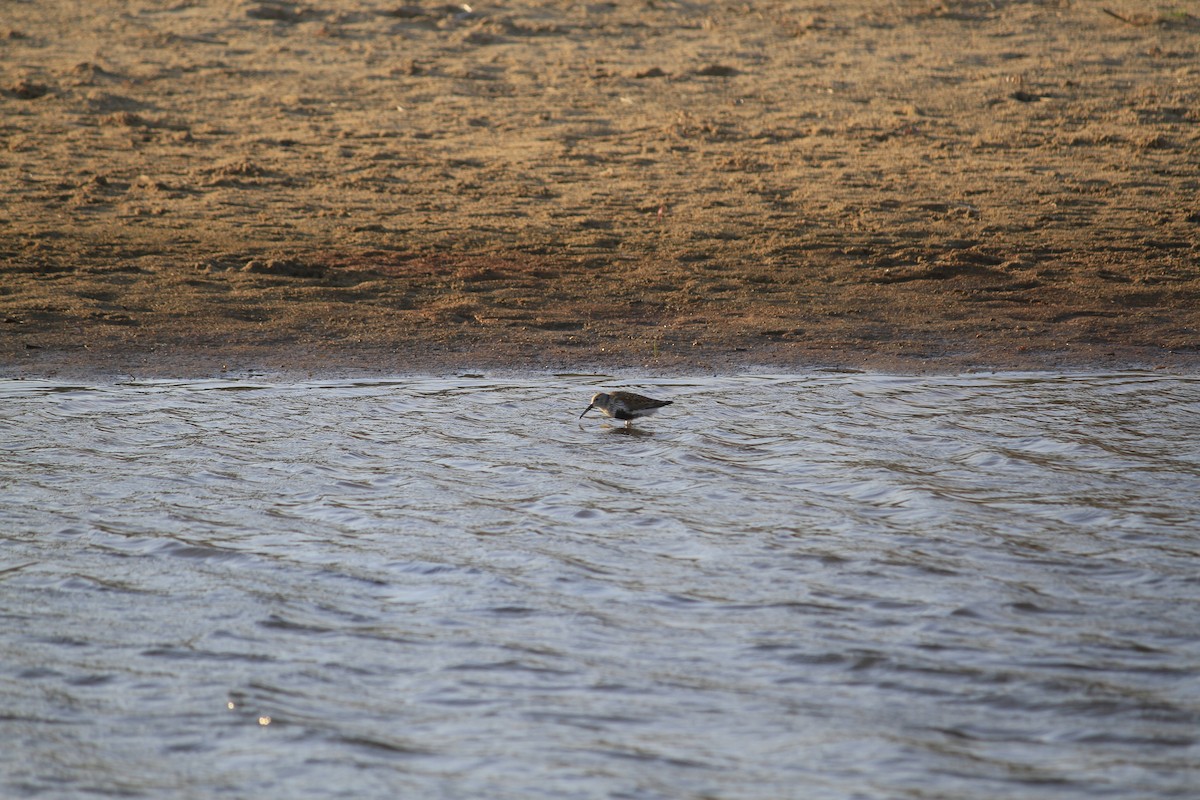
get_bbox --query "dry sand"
[2,0,1198,378]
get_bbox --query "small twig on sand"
[1100,8,1146,26]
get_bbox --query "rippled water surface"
[3,372,1199,799]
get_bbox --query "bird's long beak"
[579,404,594,419]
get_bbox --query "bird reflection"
[606,426,654,438]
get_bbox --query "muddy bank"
[2,1,1198,377]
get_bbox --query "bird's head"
[579,392,609,418]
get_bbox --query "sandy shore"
[3,1,1198,378]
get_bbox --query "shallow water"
[2,372,1199,799]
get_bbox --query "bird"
[579,391,673,428]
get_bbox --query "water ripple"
[2,372,1199,798]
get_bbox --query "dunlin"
[579,391,673,428]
